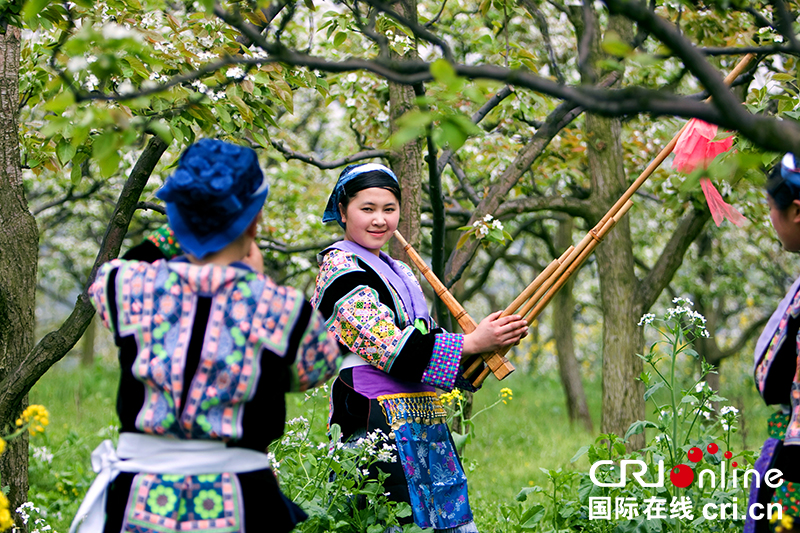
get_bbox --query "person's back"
[72,139,340,533]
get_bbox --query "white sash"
[70,433,271,533]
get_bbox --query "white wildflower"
[672,296,694,307]
[720,406,739,416]
[32,446,53,464]
[638,313,656,326]
[345,97,356,107]
[695,381,707,393]
[226,67,245,79]
[345,73,358,83]
[86,54,97,63]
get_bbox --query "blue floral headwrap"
[322,163,398,228]
[156,139,268,259]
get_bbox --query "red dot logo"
[670,464,695,488]
[707,443,719,454]
[724,451,733,459]
[687,447,703,463]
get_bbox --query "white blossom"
[720,405,739,416]
[638,313,655,326]
[226,67,245,79]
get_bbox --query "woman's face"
[768,195,800,252]
[341,187,400,255]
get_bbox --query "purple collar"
[328,240,430,324]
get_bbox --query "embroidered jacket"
[88,258,340,533]
[311,248,462,390]
[755,283,800,446]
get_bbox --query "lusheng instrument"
[397,53,755,388]
[393,230,516,383]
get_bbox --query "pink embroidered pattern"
[422,333,463,390]
[330,286,415,372]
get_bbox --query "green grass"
[25,355,773,532]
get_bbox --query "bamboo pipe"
[595,53,755,230]
[501,246,573,318]
[392,230,516,384]
[525,200,634,326]
[393,230,477,333]
[470,202,634,386]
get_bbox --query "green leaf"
[333,32,347,47]
[455,230,473,250]
[251,130,270,149]
[70,163,82,185]
[56,139,76,165]
[98,150,121,179]
[44,91,75,114]
[92,132,117,161]
[570,445,589,463]
[602,31,633,57]
[430,58,457,84]
[149,120,173,145]
[624,419,657,440]
[515,486,543,501]
[644,381,666,401]
[520,504,545,528]
[22,0,51,23]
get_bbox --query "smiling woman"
[312,162,528,532]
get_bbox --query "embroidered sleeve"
[756,290,800,402]
[290,308,342,392]
[421,332,463,390]
[88,259,125,335]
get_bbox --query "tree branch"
[496,195,593,219]
[135,201,166,215]
[270,141,388,168]
[0,136,169,417]
[637,207,711,311]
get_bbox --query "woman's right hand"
[462,311,528,356]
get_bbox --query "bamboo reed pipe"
[525,200,634,326]
[393,230,477,334]
[393,230,516,383]
[501,246,573,317]
[595,53,755,230]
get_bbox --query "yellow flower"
[0,492,11,532]
[781,514,794,529]
[500,388,513,403]
[0,438,5,456]
[0,508,12,532]
[19,405,50,436]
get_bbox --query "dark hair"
[339,170,402,212]
[766,164,799,211]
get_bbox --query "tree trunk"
[80,314,97,366]
[387,0,424,255]
[0,25,36,525]
[588,110,645,448]
[553,217,593,432]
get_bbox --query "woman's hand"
[242,240,264,273]
[462,311,528,356]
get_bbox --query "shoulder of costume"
[317,247,368,280]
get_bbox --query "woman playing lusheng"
[749,153,800,533]
[311,163,528,532]
[72,139,341,533]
